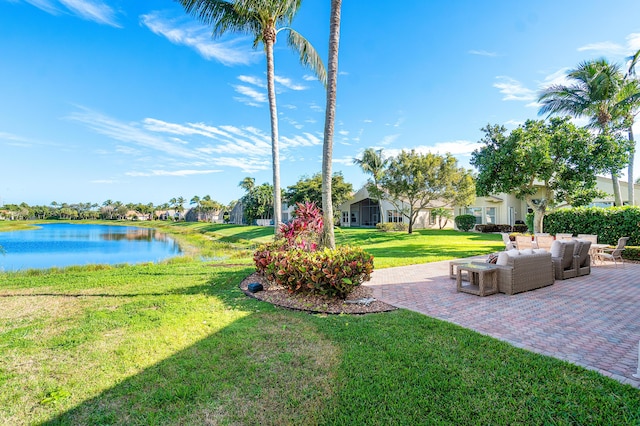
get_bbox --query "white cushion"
[533,249,547,254]
[506,249,521,257]
[496,252,510,266]
[520,249,535,255]
[550,240,563,258]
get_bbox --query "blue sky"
[2,0,640,207]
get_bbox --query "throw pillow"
[486,253,499,264]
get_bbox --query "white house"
[338,177,640,229]
[336,186,454,229]
[459,176,640,227]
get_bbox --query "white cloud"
[59,0,120,27]
[379,134,400,146]
[237,75,265,87]
[363,119,373,123]
[493,76,537,101]
[338,130,349,136]
[141,12,258,66]
[468,49,499,57]
[332,156,355,165]
[233,85,267,104]
[15,0,119,26]
[210,157,270,173]
[274,75,307,91]
[577,41,624,54]
[126,169,222,177]
[280,132,322,149]
[302,74,318,81]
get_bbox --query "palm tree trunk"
[265,38,282,233]
[321,0,342,250]
[612,173,623,206]
[628,126,636,205]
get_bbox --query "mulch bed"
[239,272,397,315]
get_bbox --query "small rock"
[345,297,376,306]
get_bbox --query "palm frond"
[284,29,327,86]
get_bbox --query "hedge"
[544,206,640,246]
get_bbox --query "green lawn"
[0,222,638,425]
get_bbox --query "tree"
[321,0,342,249]
[177,0,326,234]
[430,207,453,229]
[241,182,275,224]
[379,150,475,234]
[285,172,352,215]
[470,118,614,233]
[354,147,387,227]
[622,49,640,205]
[538,59,636,206]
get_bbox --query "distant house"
[336,186,454,229]
[155,209,185,221]
[185,208,223,223]
[228,201,294,226]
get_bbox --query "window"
[485,207,496,224]
[465,207,482,224]
[342,211,349,224]
[387,210,403,223]
[428,211,437,225]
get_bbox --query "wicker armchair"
[515,235,534,250]
[494,252,554,295]
[573,239,591,276]
[551,240,578,280]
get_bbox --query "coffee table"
[456,263,499,296]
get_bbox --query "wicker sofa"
[493,250,555,295]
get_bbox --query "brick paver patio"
[365,257,640,388]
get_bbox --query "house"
[228,201,294,226]
[459,176,640,227]
[339,176,640,230]
[336,186,454,229]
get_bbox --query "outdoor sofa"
[494,249,555,295]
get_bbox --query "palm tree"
[622,49,640,205]
[353,147,387,230]
[239,176,256,193]
[538,59,633,206]
[321,0,342,249]
[177,0,326,234]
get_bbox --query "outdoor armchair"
[573,239,591,276]
[550,240,578,280]
[534,235,555,251]
[594,237,629,266]
[515,235,534,250]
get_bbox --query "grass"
[0,222,638,425]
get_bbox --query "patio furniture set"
[453,234,630,297]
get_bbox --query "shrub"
[525,212,534,233]
[254,244,374,299]
[475,224,512,233]
[376,222,408,232]
[513,224,529,233]
[278,202,323,250]
[622,246,640,261]
[376,222,394,232]
[544,206,640,245]
[454,214,476,232]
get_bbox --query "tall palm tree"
[321,0,342,249]
[239,176,256,192]
[538,59,631,205]
[622,49,640,205]
[177,0,326,234]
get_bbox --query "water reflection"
[0,223,182,271]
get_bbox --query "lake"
[0,223,182,271]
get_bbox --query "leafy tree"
[538,59,637,205]
[241,182,275,224]
[177,0,326,234]
[321,0,342,249]
[471,118,612,233]
[379,150,475,234]
[285,172,353,216]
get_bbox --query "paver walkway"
[365,257,640,389]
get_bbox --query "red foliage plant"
[278,202,324,251]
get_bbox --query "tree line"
[0,196,229,222]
